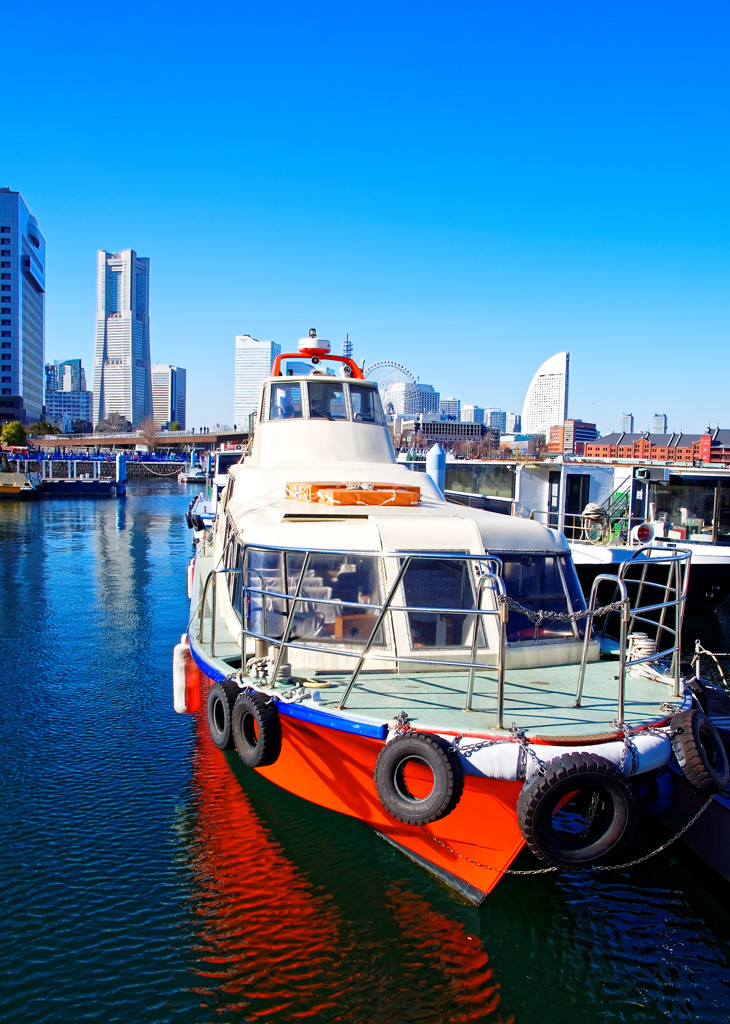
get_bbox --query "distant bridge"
[29,429,249,452]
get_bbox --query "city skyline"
[4,3,729,434]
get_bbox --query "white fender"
[187,558,195,600]
[448,729,672,782]
[173,635,201,714]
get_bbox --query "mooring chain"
[502,595,626,624]
[419,795,716,876]
[510,723,548,778]
[614,720,640,775]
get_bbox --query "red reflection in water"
[186,679,514,1021]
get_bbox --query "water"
[1,483,730,1023]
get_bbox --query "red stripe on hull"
[255,715,525,899]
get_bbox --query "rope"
[137,462,183,477]
[691,644,730,688]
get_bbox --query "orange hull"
[255,715,525,900]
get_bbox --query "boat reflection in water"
[185,675,512,1023]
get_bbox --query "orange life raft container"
[286,481,420,507]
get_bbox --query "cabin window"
[243,548,384,645]
[307,380,348,420]
[269,383,303,420]
[500,554,585,642]
[400,557,482,649]
[223,524,242,613]
[349,383,385,425]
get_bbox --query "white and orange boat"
[174,331,728,902]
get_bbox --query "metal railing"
[194,543,690,731]
[574,547,690,717]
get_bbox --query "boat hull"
[235,703,525,902]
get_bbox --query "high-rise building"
[505,412,521,433]
[484,407,507,432]
[93,250,152,427]
[439,396,461,420]
[234,335,281,426]
[620,412,634,433]
[0,188,45,425]
[152,364,186,428]
[653,413,668,433]
[416,384,440,415]
[521,352,569,437]
[45,356,92,431]
[461,404,484,424]
[46,358,87,395]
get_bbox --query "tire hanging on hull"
[206,680,241,750]
[671,708,730,794]
[231,691,282,768]
[517,752,639,868]
[374,733,463,826]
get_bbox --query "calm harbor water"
[1,482,730,1024]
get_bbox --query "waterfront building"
[341,335,353,359]
[461,404,484,424]
[439,396,461,420]
[45,389,93,432]
[548,419,599,455]
[653,413,668,433]
[521,352,569,437]
[234,335,281,426]
[584,429,724,464]
[620,412,635,433]
[152,364,186,429]
[401,415,485,447]
[93,250,152,427]
[0,188,45,425]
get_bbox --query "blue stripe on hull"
[188,635,388,741]
[279,700,388,740]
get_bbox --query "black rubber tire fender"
[517,752,639,868]
[231,691,282,768]
[206,680,241,750]
[671,708,730,794]
[374,732,463,826]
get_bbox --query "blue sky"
[4,1,729,433]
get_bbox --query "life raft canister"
[516,752,639,868]
[374,732,463,825]
[671,708,730,794]
[231,691,282,768]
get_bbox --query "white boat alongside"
[173,332,728,902]
[446,458,730,609]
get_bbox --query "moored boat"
[0,450,41,499]
[174,331,729,902]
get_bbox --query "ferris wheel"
[364,360,419,417]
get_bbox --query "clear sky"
[4,0,729,434]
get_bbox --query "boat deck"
[280,659,682,742]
